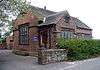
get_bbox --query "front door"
[40,30,48,49]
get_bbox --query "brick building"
[13,6,92,56]
[6,36,14,49]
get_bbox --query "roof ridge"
[46,10,69,18]
[30,5,56,13]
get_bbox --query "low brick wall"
[38,49,67,64]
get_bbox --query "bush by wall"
[57,38,100,61]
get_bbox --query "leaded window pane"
[60,30,74,39]
[19,24,29,44]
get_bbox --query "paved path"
[0,50,100,70]
[0,50,73,70]
[64,57,100,70]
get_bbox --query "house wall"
[13,11,92,56]
[75,28,92,34]
[55,17,75,38]
[56,17,75,32]
[13,12,39,56]
[75,28,92,39]
[55,16,92,39]
[6,36,14,49]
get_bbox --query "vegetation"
[57,38,100,61]
[0,0,43,42]
[0,0,30,39]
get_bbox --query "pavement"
[0,50,100,70]
[64,57,100,70]
[0,50,74,70]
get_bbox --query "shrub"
[57,38,100,61]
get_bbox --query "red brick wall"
[6,36,14,48]
[13,11,39,55]
[55,16,92,38]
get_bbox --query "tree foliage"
[0,0,30,38]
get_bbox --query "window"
[64,15,70,23]
[19,24,29,45]
[84,34,92,39]
[60,31,74,39]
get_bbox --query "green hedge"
[57,38,100,60]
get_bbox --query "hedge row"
[57,38,100,60]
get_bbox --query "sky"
[27,0,100,39]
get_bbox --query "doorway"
[40,30,48,49]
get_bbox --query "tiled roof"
[18,5,91,29]
[38,10,70,26]
[17,6,56,19]
[71,17,91,29]
[30,6,56,17]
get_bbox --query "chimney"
[44,6,46,10]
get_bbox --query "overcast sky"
[28,0,100,39]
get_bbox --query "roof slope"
[30,6,56,17]
[17,5,91,29]
[17,6,56,19]
[39,10,70,26]
[39,10,91,30]
[71,17,91,29]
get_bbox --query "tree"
[0,0,30,38]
